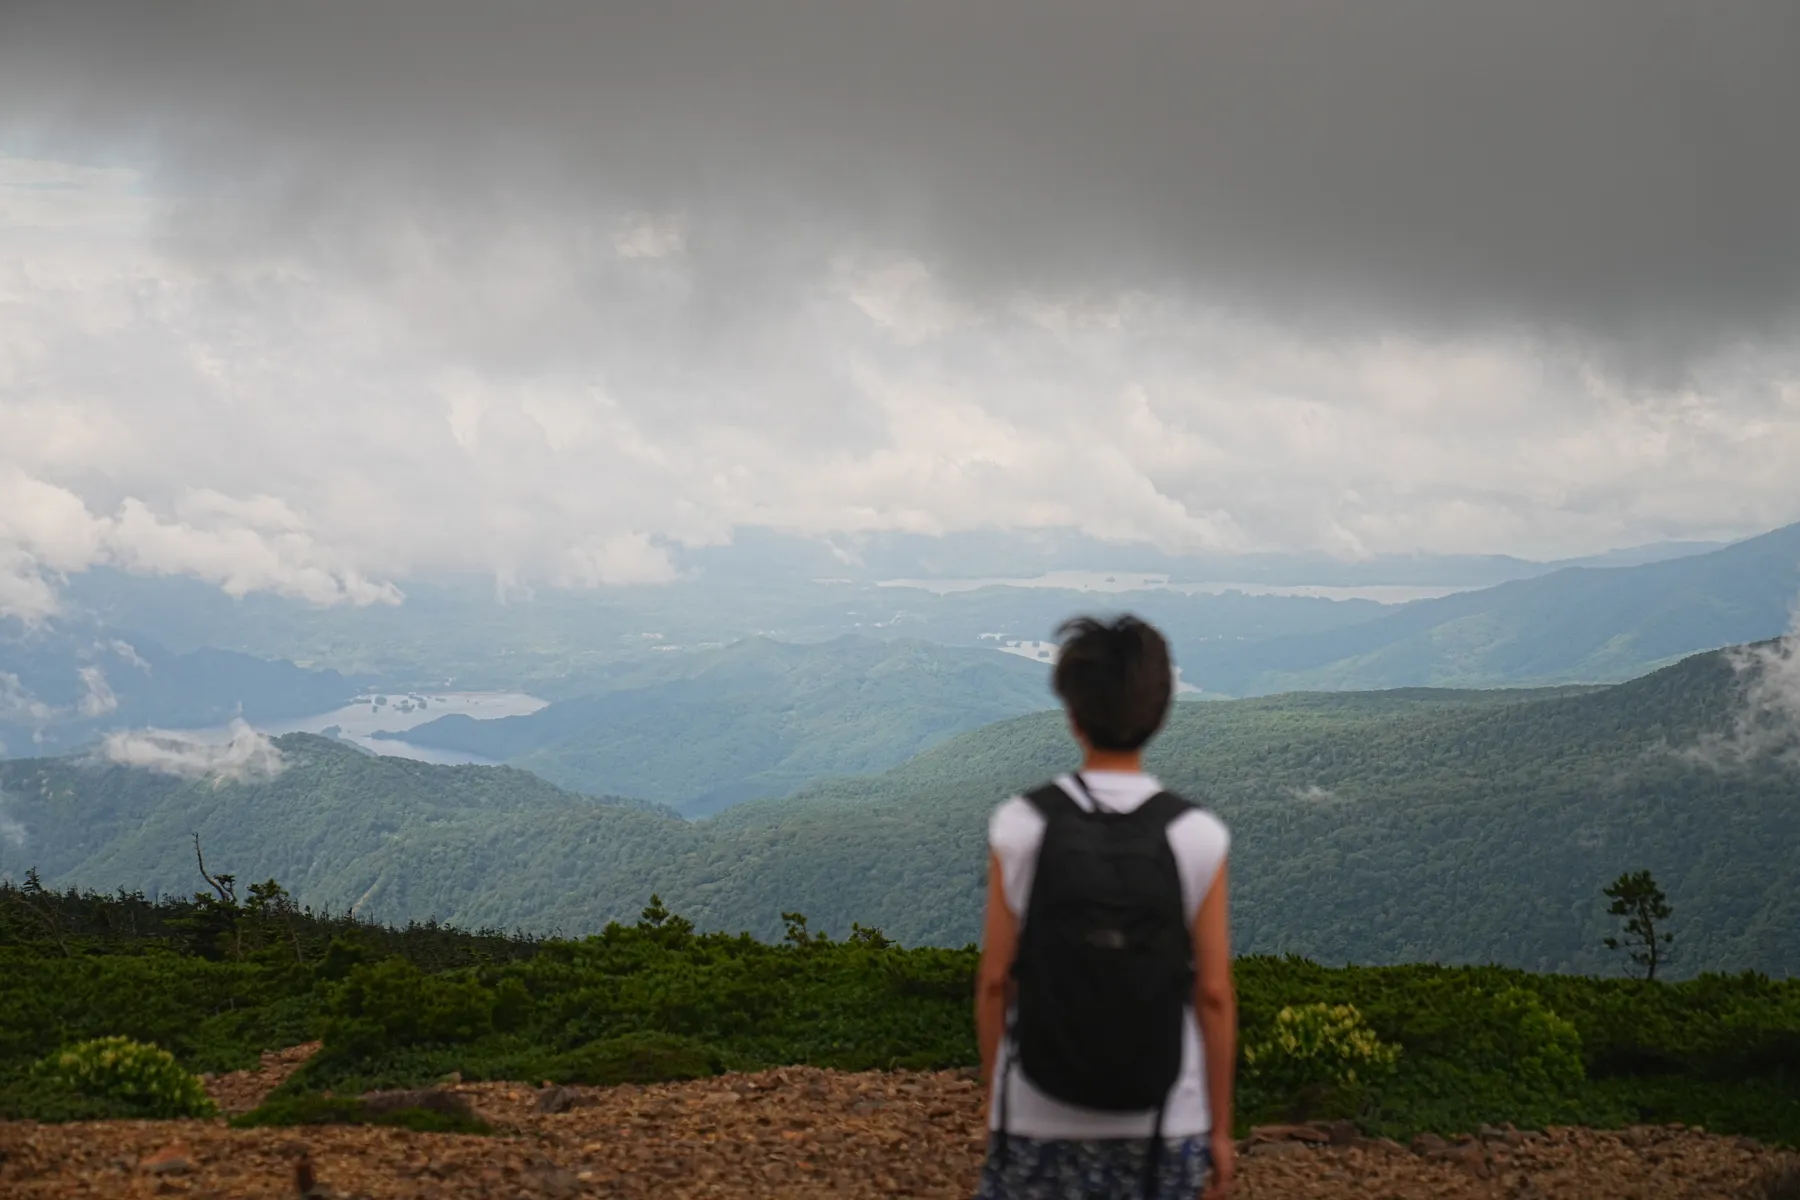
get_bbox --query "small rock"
[1412,1131,1450,1155]
[139,1143,195,1176]
[523,1166,582,1198]
[1430,1140,1491,1179]
[294,1152,324,1197]
[536,1085,579,1114]
[359,1087,475,1119]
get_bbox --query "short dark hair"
[1051,614,1173,751]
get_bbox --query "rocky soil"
[0,1053,1792,1199]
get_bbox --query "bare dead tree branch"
[193,832,236,905]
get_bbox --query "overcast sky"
[2,1,1798,619]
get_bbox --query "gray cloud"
[3,0,1797,357]
[97,719,286,784]
[2,3,1800,613]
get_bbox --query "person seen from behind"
[975,615,1235,1199]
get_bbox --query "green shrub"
[35,1037,216,1119]
[1489,988,1586,1094]
[1353,976,1586,1090]
[1365,985,1589,1134]
[1244,1002,1401,1094]
[0,1071,152,1122]
[231,1093,491,1135]
[8,889,1800,1145]
[324,958,497,1050]
[548,1031,719,1086]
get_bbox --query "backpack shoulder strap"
[1135,790,1196,828]
[1022,781,1082,821]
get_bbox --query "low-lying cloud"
[1680,604,1800,768]
[97,719,286,785]
[0,468,403,622]
[1721,618,1800,764]
[76,666,116,716]
[0,672,54,726]
[0,796,24,848]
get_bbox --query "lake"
[199,692,547,766]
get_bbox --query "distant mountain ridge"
[384,635,1058,815]
[1176,523,1800,695]
[675,526,1728,587]
[0,618,360,758]
[6,642,1797,976]
[53,529,1738,691]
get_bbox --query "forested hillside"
[0,743,679,923]
[1177,522,1800,694]
[4,643,1797,974]
[385,637,1059,815]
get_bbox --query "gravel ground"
[0,1059,1792,1199]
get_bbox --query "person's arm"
[975,849,1019,1126]
[1193,860,1236,1197]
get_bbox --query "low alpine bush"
[35,1036,217,1119]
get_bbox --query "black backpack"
[1000,775,1195,1174]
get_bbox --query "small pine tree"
[636,894,693,942]
[1603,869,1673,981]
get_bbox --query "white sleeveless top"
[986,770,1230,1138]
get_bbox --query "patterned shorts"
[974,1133,1212,1200]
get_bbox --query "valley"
[7,639,1797,976]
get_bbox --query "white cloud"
[0,797,23,848]
[613,213,686,261]
[1715,620,1800,765]
[0,468,402,620]
[107,639,150,673]
[1288,784,1343,804]
[559,533,680,588]
[0,671,55,725]
[97,719,286,784]
[77,665,116,716]
[1675,603,1800,769]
